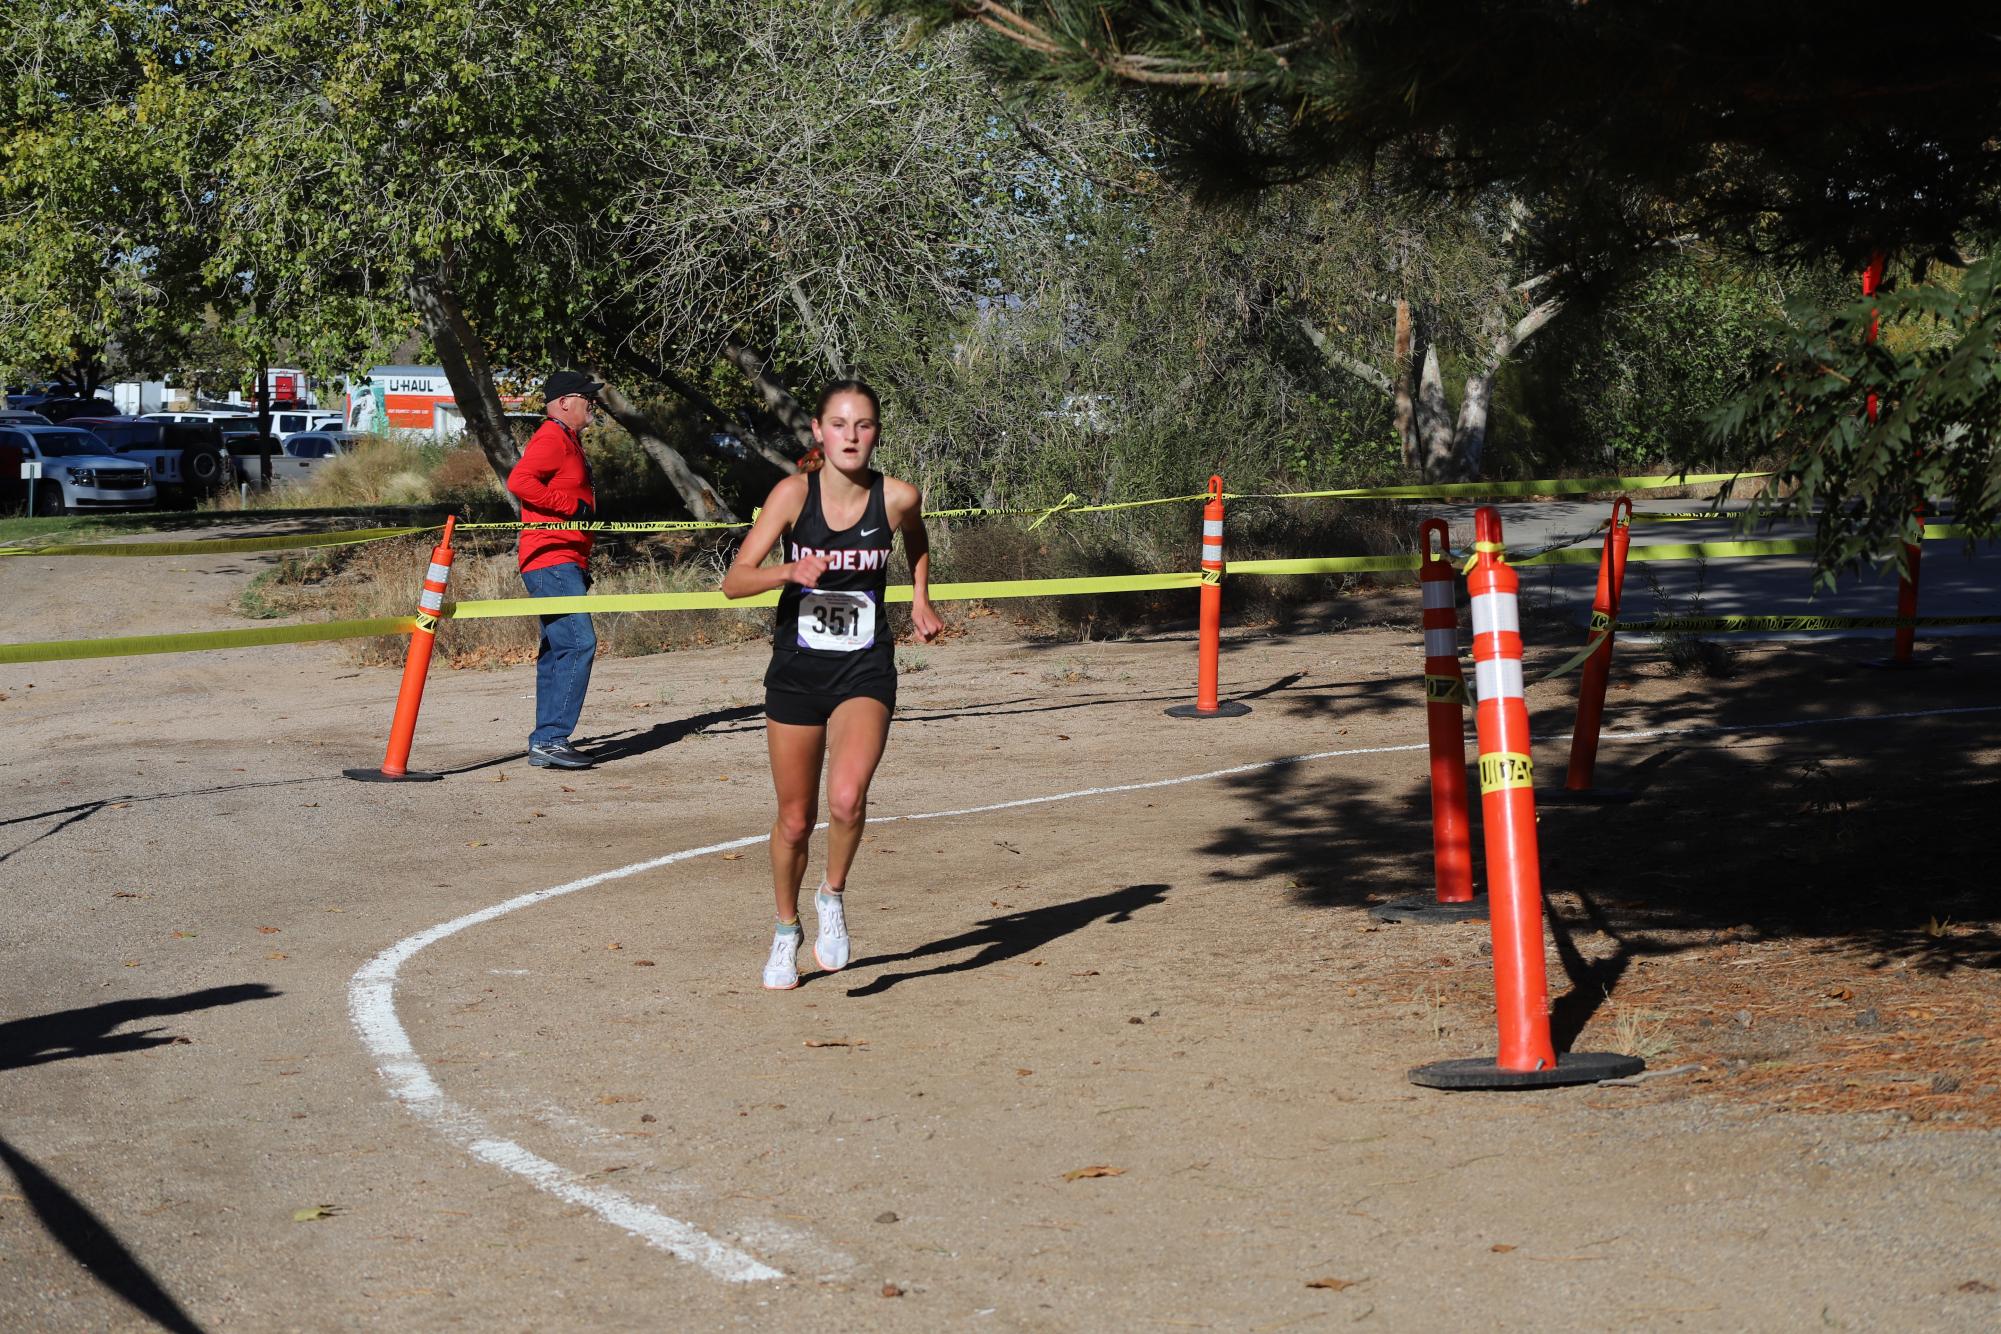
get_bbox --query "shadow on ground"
[1201,638,2001,1042]
[0,984,280,1072]
[835,883,1170,997]
[0,1135,207,1333]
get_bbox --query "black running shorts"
[765,679,896,727]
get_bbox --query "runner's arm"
[890,479,943,642]
[723,475,823,598]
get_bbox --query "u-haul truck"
[344,366,462,438]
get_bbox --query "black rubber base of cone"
[342,767,445,783]
[1164,700,1253,719]
[1409,1051,1644,1090]
[1537,786,1637,807]
[1860,655,1947,671]
[1370,895,1488,925]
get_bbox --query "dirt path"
[3,528,1998,1331]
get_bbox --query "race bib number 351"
[798,590,877,651]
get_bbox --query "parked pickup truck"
[68,416,231,502]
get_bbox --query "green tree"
[872,1,2001,562]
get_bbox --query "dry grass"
[209,437,451,511]
[930,497,1419,640]
[319,535,768,668]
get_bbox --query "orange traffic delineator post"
[1166,475,1251,719]
[1544,497,1637,806]
[1410,507,1642,1089]
[1372,518,1484,925]
[345,516,456,783]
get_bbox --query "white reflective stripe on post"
[1202,542,1223,558]
[1475,657,1525,701]
[1203,520,1224,538]
[419,590,445,613]
[1470,592,1519,638]
[1421,581,1456,610]
[1425,627,1459,658]
[427,562,451,584]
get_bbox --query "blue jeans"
[522,562,596,748]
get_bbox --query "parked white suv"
[2,425,157,514]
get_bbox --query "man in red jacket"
[508,370,602,769]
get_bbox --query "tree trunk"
[1415,346,1457,483]
[410,271,520,507]
[255,359,273,487]
[1393,299,1418,470]
[1453,372,1493,480]
[592,380,739,522]
[593,332,797,478]
[722,338,816,454]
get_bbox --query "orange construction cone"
[345,517,456,783]
[1409,507,1642,1089]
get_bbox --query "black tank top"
[770,471,895,683]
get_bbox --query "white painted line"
[348,831,783,1284]
[348,699,2001,1282]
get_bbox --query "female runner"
[722,380,942,989]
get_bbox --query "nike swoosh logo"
[858,527,880,537]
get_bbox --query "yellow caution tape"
[1226,554,1426,576]
[1619,613,2001,633]
[0,526,435,558]
[1024,493,1080,531]
[0,616,416,665]
[1230,471,1765,502]
[455,519,749,533]
[443,571,1206,620]
[1478,751,1535,793]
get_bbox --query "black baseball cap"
[540,370,603,403]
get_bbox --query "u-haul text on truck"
[344,366,458,437]
[343,367,527,440]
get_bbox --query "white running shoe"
[762,927,801,990]
[813,887,850,972]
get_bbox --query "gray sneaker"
[527,741,594,769]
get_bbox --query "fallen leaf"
[596,1093,641,1105]
[122,960,141,968]
[560,785,577,793]
[1826,987,1853,1001]
[1056,734,1070,741]
[109,802,130,809]
[606,942,622,951]
[489,772,507,783]
[634,960,656,967]
[293,1204,340,1222]
[1062,1166,1124,1181]
[466,841,486,848]
[804,1039,867,1049]
[258,926,281,934]
[721,853,743,861]
[880,1283,904,1298]
[267,952,289,961]
[1305,1277,1358,1291]
[1016,1068,1033,1077]
[113,892,141,899]
[1490,1244,1517,1254]
[172,931,197,939]
[1958,1280,1996,1294]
